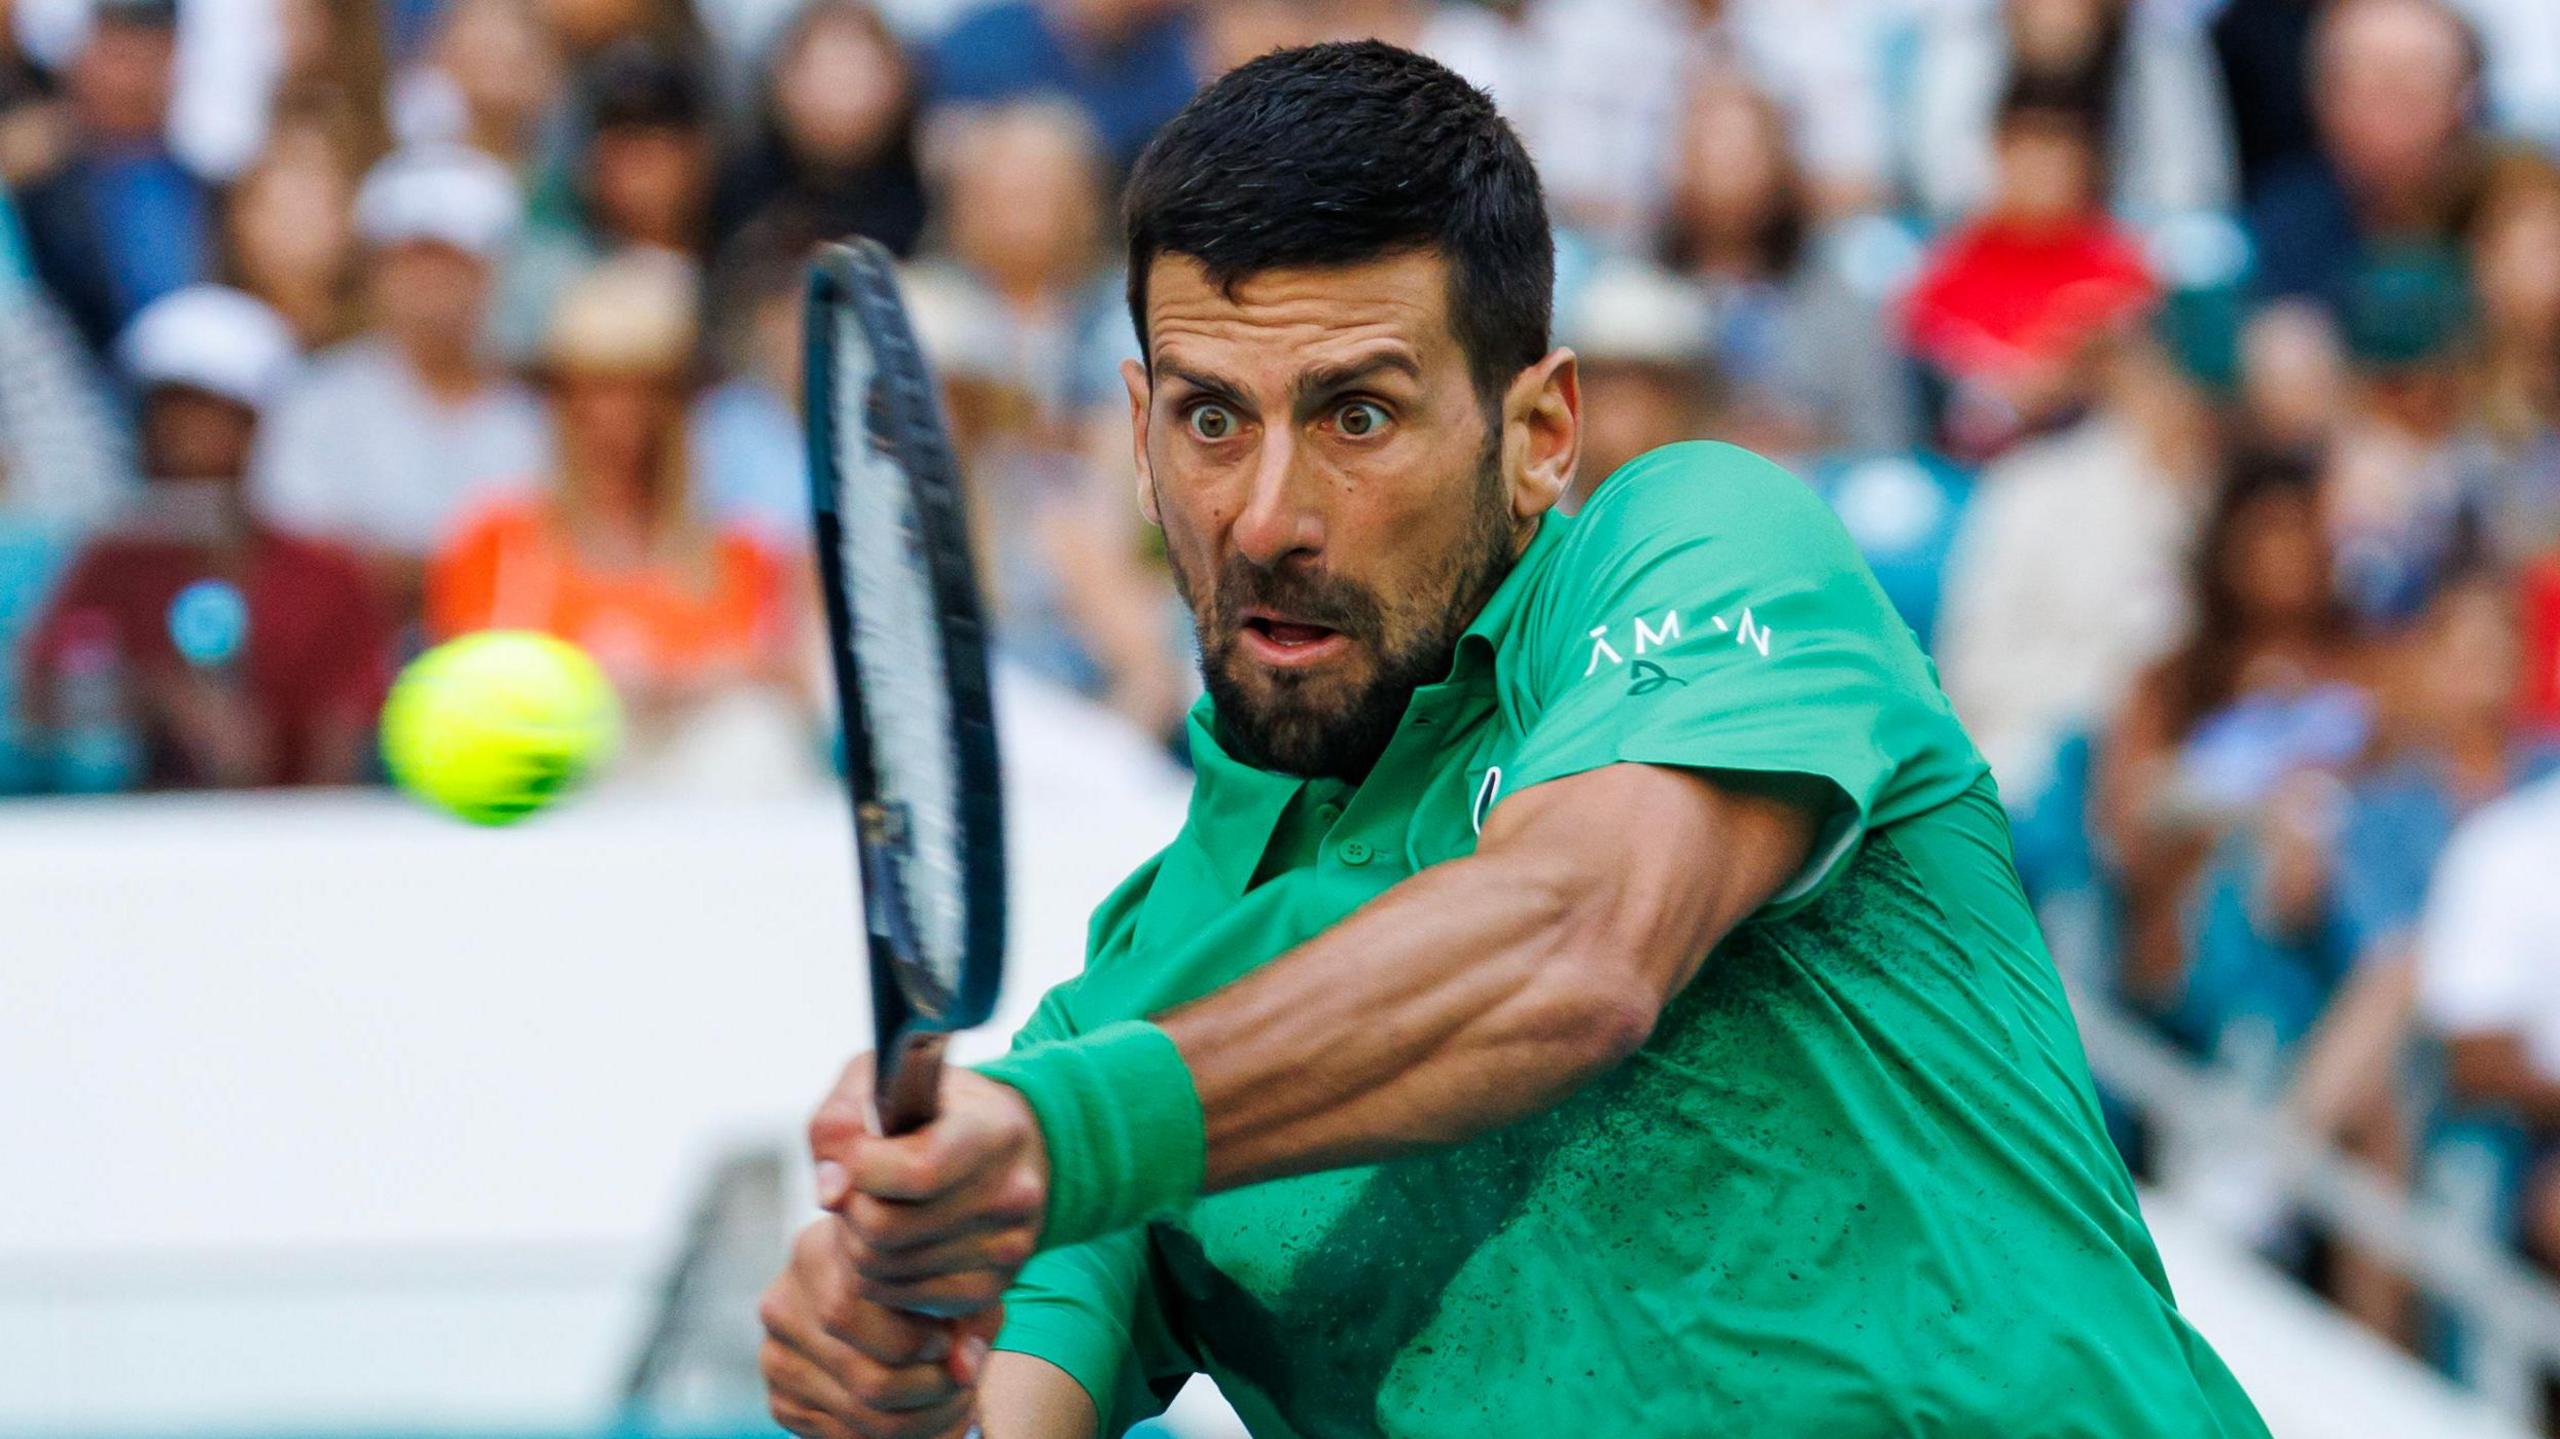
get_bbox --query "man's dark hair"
[1122,41,1553,406]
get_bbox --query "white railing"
[2073,993,2560,1430]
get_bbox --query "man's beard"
[1168,445,1518,783]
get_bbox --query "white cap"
[116,285,301,411]
[1560,258,1714,367]
[355,145,522,258]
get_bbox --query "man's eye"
[1186,404,1238,442]
[1335,400,1389,438]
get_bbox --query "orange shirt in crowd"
[428,498,793,691]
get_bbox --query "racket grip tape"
[877,1030,948,1136]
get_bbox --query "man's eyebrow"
[1153,361,1251,407]
[1292,351,1422,403]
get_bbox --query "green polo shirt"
[990,443,2264,1437]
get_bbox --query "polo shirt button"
[1316,803,1343,827]
[1339,839,1373,866]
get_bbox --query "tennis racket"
[806,238,1007,1139]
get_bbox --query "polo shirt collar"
[1452,511,1566,678]
[1178,512,1569,896]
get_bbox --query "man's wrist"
[974,1019,1205,1250]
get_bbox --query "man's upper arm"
[1503,443,1980,917]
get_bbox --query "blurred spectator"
[493,41,713,362]
[904,100,1123,428]
[925,0,1199,171]
[2247,0,2482,322]
[2452,0,2560,151]
[0,181,131,789]
[12,0,212,360]
[1425,0,1891,243]
[2418,762,2560,1264]
[2194,573,2542,1330]
[1559,257,1717,501]
[249,145,547,616]
[1904,0,2235,224]
[395,0,567,170]
[0,0,67,188]
[2323,248,2474,627]
[430,250,810,786]
[690,220,806,542]
[2453,148,2560,564]
[2267,576,2548,1087]
[1660,74,1909,455]
[1939,324,2214,811]
[904,100,1181,738]
[709,0,924,258]
[1901,74,2157,459]
[1196,0,1320,74]
[219,103,361,350]
[2234,299,2348,452]
[22,285,388,789]
[2096,451,2373,1008]
[270,0,392,167]
[0,183,131,526]
[2210,0,2316,204]
[536,0,706,65]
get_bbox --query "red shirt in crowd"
[25,529,391,788]
[1901,216,2159,385]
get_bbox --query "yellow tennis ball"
[382,631,621,826]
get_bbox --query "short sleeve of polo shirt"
[1503,443,1980,913]
[989,980,1195,1432]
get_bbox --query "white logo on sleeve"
[1583,605,1774,681]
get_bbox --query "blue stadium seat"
[1803,449,1973,652]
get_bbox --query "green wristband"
[976,1019,1206,1250]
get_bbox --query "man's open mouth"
[1238,610,1352,668]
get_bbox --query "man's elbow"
[1567,981,1661,1071]
[1510,961,1661,1082]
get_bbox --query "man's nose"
[1229,430,1324,569]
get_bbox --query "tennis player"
[759,41,2267,1439]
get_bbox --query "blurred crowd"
[5,0,2560,1393]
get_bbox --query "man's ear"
[1502,347,1581,522]
[1122,357,1160,527]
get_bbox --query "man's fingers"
[855,1266,1013,1317]
[761,1334,958,1415]
[843,1160,1044,1254]
[776,1222,951,1366]
[842,1218,1037,1285]
[838,1102,1020,1205]
[808,1053,878,1207]
[948,1305,1005,1389]
[761,1335,862,1418]
[768,1393,851,1439]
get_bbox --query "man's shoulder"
[1552,442,1853,584]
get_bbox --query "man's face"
[371,241,490,363]
[69,19,175,140]
[2316,0,2471,199]
[1126,251,1575,780]
[141,386,259,483]
[590,123,709,249]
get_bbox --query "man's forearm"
[1161,766,1818,1190]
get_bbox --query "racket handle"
[876,1029,947,1136]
